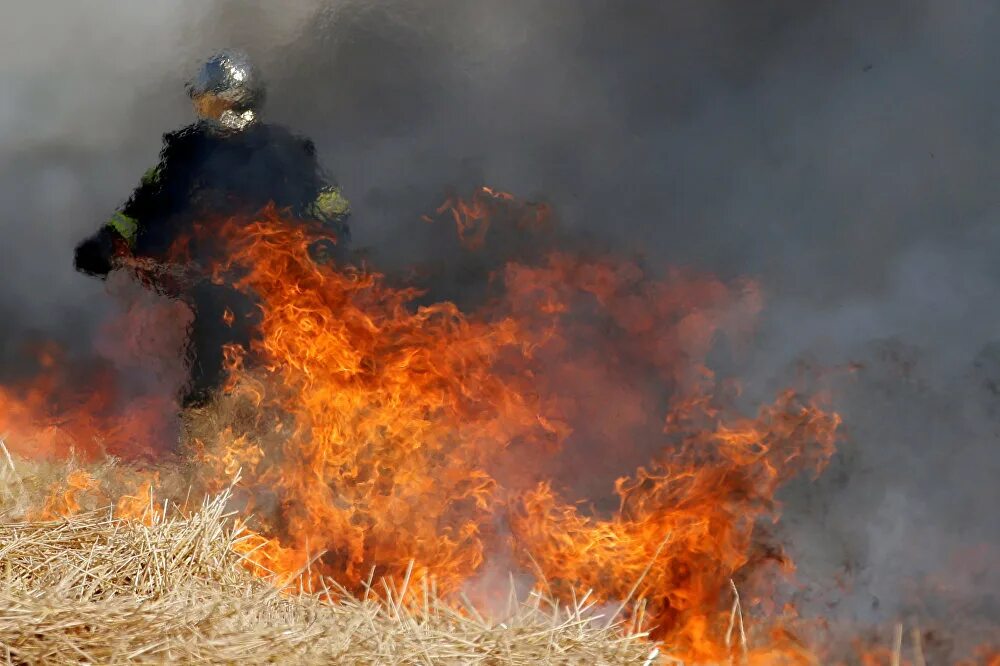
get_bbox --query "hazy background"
[1,0,997,640]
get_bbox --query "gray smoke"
[1,0,997,649]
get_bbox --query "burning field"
[0,188,994,664]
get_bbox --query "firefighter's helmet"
[187,49,265,114]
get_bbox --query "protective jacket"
[75,120,349,275]
[74,120,350,406]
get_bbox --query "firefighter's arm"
[295,132,351,261]
[73,211,138,278]
[295,135,350,228]
[303,184,349,265]
[73,165,162,278]
[309,184,351,230]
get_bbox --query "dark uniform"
[74,50,350,407]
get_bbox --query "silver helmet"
[187,49,265,126]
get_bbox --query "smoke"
[1,0,997,646]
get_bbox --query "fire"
[176,193,837,659]
[206,209,541,593]
[30,469,101,520]
[0,303,184,462]
[114,477,161,524]
[424,185,549,250]
[23,464,163,527]
[3,187,861,661]
[509,391,837,660]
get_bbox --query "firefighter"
[74,49,350,407]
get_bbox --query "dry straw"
[0,445,652,665]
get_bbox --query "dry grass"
[0,443,653,665]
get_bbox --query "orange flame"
[115,477,161,524]
[0,322,181,463]
[425,186,550,250]
[4,188,994,661]
[163,196,840,661]
[509,391,838,660]
[30,469,101,520]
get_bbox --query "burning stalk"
[725,580,748,662]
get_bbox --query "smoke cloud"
[1,0,997,646]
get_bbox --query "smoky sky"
[1,0,998,640]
